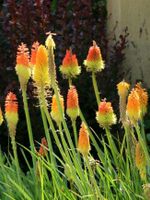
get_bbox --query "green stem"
[40,160,44,200]
[11,136,21,184]
[40,104,56,167]
[105,127,118,165]
[124,125,133,163]
[141,119,147,144]
[72,120,78,147]
[92,72,100,105]
[22,90,35,167]
[41,95,66,160]
[68,77,72,87]
[84,156,103,199]
[58,123,71,160]
[53,85,75,154]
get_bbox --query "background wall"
[107,0,150,87]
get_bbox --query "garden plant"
[0,33,150,200]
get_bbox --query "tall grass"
[0,34,149,200]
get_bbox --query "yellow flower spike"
[45,32,56,88]
[33,45,50,90]
[96,99,117,129]
[5,92,19,138]
[51,94,64,125]
[0,106,3,125]
[117,80,130,98]
[45,32,56,49]
[135,142,147,181]
[78,123,91,157]
[60,49,81,79]
[84,40,105,73]
[126,89,141,125]
[66,86,79,121]
[117,80,130,124]
[135,83,148,118]
[15,43,31,91]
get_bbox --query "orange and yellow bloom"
[66,86,79,120]
[15,43,31,90]
[33,45,50,90]
[78,123,90,156]
[51,94,64,125]
[84,41,104,73]
[134,83,148,118]
[60,49,81,79]
[5,92,18,137]
[96,100,117,128]
[126,89,141,125]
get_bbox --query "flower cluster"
[96,99,117,128]
[84,41,104,73]
[5,92,18,137]
[60,49,81,79]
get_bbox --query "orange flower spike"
[30,41,39,66]
[16,43,29,66]
[78,123,91,157]
[16,43,31,90]
[126,89,141,125]
[0,106,3,125]
[84,40,104,73]
[66,86,79,120]
[135,83,148,118]
[33,45,50,89]
[51,94,64,125]
[60,49,81,79]
[96,99,117,128]
[5,92,19,137]
[38,137,48,157]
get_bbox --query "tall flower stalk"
[5,92,21,183]
[45,33,76,154]
[84,41,105,105]
[15,43,35,166]
[96,100,118,164]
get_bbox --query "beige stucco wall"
[107,0,150,87]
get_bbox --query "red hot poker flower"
[84,41,104,73]
[5,92,19,137]
[60,49,81,79]
[66,86,79,120]
[96,99,117,128]
[16,43,31,90]
[78,123,91,157]
[16,43,30,67]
